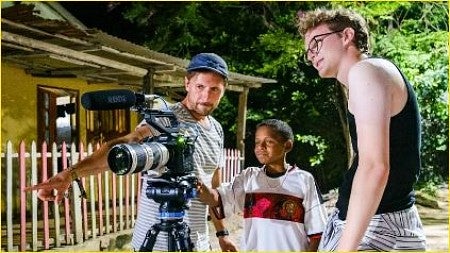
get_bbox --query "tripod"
[139,217,194,252]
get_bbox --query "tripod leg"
[179,222,194,251]
[167,228,179,252]
[168,222,194,252]
[140,220,193,252]
[139,224,161,252]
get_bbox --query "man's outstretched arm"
[25,124,153,202]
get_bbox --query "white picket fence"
[1,140,242,252]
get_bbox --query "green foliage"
[360,2,449,189]
[212,94,239,135]
[296,134,328,166]
[120,1,448,193]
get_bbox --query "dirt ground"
[210,186,449,252]
[416,186,449,252]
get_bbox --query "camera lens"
[108,142,169,175]
[109,146,133,175]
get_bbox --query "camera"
[105,94,195,177]
[82,90,198,250]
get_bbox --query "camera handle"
[139,218,194,252]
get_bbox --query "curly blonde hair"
[296,8,370,53]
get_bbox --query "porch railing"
[1,140,242,252]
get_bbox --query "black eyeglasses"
[304,30,344,64]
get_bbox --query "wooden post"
[70,143,84,244]
[143,68,155,94]
[80,143,89,240]
[31,142,38,251]
[62,143,72,244]
[6,141,14,251]
[97,173,104,236]
[19,141,27,251]
[118,176,124,231]
[104,170,111,234]
[125,176,130,229]
[112,173,117,233]
[51,143,61,247]
[237,86,249,161]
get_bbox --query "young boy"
[198,119,327,251]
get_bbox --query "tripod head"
[146,173,198,219]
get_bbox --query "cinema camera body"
[82,89,198,220]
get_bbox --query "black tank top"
[335,61,422,220]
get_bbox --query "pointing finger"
[24,182,54,192]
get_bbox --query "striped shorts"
[318,206,427,251]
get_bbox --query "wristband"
[67,166,87,199]
[215,229,229,237]
[211,194,225,220]
[68,166,79,181]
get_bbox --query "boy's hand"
[196,180,218,206]
[219,236,238,252]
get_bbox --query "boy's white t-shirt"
[217,166,328,251]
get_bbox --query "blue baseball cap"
[187,53,229,79]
